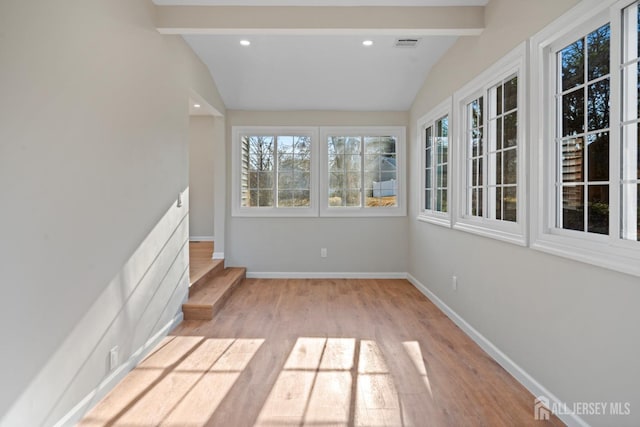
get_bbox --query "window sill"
[417,213,451,228]
[531,232,640,278]
[453,218,527,247]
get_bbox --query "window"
[320,127,406,217]
[555,22,611,235]
[621,2,640,241]
[453,43,527,245]
[232,127,318,217]
[530,0,640,277]
[418,98,451,226]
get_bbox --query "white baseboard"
[246,271,408,279]
[189,236,214,242]
[405,274,588,427]
[53,312,184,427]
[212,252,224,260]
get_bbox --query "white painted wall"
[226,110,409,274]
[189,115,216,240]
[0,1,224,425]
[408,1,640,426]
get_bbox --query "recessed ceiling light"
[193,103,201,108]
[362,40,374,47]
[240,40,251,46]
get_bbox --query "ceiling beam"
[155,6,484,35]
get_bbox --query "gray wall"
[408,0,640,426]
[0,0,224,425]
[226,110,409,274]
[189,115,217,240]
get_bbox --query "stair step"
[190,258,224,289]
[182,267,246,321]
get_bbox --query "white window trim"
[530,0,640,277]
[452,42,528,246]
[417,97,453,227]
[231,126,319,217]
[319,126,407,217]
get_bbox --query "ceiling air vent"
[394,38,420,48]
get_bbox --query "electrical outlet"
[321,248,327,258]
[176,192,183,208]
[452,276,458,291]
[109,346,119,371]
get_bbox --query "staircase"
[183,242,246,321]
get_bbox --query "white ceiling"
[155,0,487,5]
[183,34,457,111]
[159,0,482,110]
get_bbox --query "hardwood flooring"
[189,241,221,286]
[79,278,564,426]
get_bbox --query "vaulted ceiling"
[154,0,488,111]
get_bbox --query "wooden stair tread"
[190,258,224,288]
[182,267,246,320]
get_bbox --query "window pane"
[621,63,639,121]
[470,98,483,128]
[294,136,310,154]
[561,39,585,91]
[347,172,361,188]
[504,111,517,148]
[278,190,292,207]
[588,185,609,234]
[472,159,480,186]
[562,186,584,231]
[587,132,609,182]
[562,137,584,183]
[503,186,517,222]
[437,189,447,212]
[346,189,361,207]
[437,164,447,188]
[438,136,448,164]
[425,189,432,210]
[328,137,344,155]
[587,24,610,81]
[425,168,432,190]
[295,171,310,189]
[587,79,610,132]
[504,76,518,111]
[278,153,294,171]
[258,172,273,189]
[495,187,502,220]
[345,137,362,154]
[472,129,482,157]
[292,190,310,207]
[496,116,503,150]
[503,148,517,185]
[562,89,585,137]
[345,155,361,171]
[425,126,433,152]
[496,152,502,185]
[278,136,295,153]
[278,172,293,189]
[258,189,274,207]
[497,85,503,114]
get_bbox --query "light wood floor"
[80,279,564,426]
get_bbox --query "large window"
[320,127,406,217]
[531,0,640,277]
[453,44,527,245]
[555,22,611,235]
[621,1,640,241]
[418,98,451,226]
[232,127,318,217]
[232,126,405,217]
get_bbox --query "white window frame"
[319,126,406,217]
[452,43,528,246]
[231,126,319,217]
[417,97,452,227]
[530,0,640,277]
